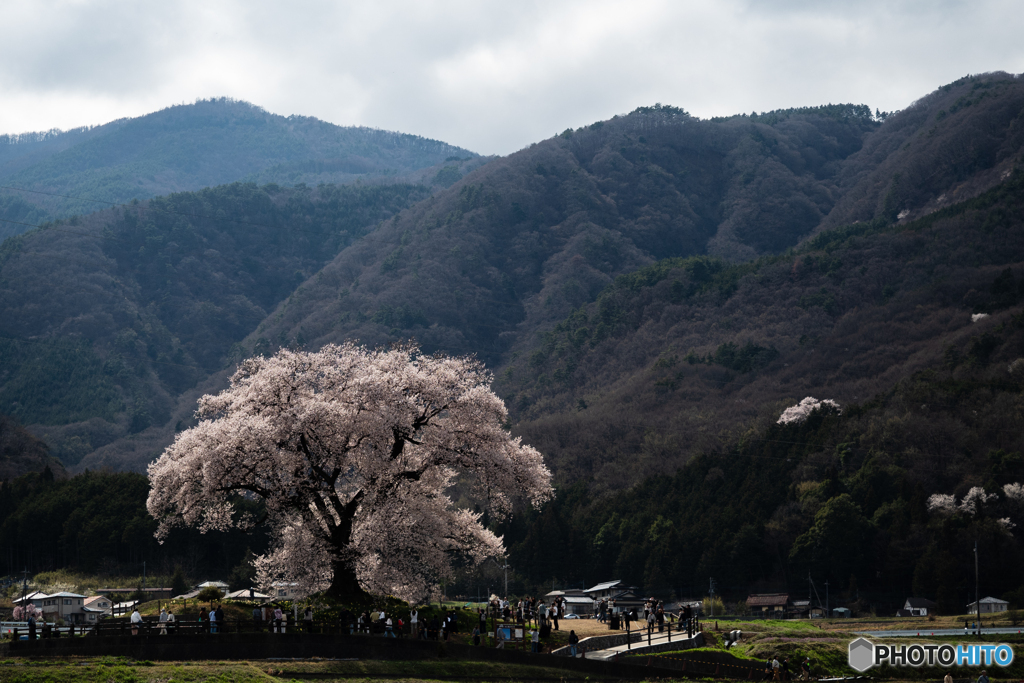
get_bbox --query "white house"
[12,591,48,605]
[271,582,306,600]
[898,598,938,617]
[83,595,112,614]
[967,597,1009,614]
[224,589,272,602]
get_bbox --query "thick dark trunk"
[326,556,366,600]
[324,494,368,601]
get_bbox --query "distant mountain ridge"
[1,73,1023,478]
[0,98,479,241]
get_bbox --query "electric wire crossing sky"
[848,638,1015,672]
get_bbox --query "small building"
[38,592,88,624]
[270,582,306,600]
[96,587,175,600]
[84,595,112,615]
[562,595,595,615]
[12,591,47,605]
[746,593,789,618]
[224,589,272,602]
[832,607,852,618]
[898,598,938,617]
[967,597,1009,614]
[584,580,636,601]
[197,581,229,591]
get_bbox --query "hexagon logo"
[848,637,875,672]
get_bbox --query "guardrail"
[2,621,77,638]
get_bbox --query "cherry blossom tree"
[777,397,841,425]
[147,342,553,601]
[13,603,41,621]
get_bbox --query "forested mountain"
[495,172,1024,610]
[0,98,479,241]
[241,102,882,369]
[1,75,1023,606]
[820,74,1024,229]
[0,468,267,583]
[498,173,1024,491]
[0,414,66,482]
[0,182,431,470]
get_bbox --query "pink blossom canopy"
[147,342,553,601]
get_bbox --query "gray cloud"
[0,0,1021,154]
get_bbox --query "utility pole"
[825,580,829,618]
[492,557,510,598]
[709,578,716,617]
[975,541,981,635]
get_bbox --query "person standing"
[551,603,559,631]
[27,613,37,640]
[569,630,579,657]
[772,655,781,681]
[410,608,419,638]
[977,670,990,683]
[273,606,284,633]
[253,605,263,631]
[159,608,169,635]
[944,673,953,683]
[385,617,395,637]
[473,625,481,645]
[215,605,225,634]
[800,657,811,681]
[304,606,313,633]
[209,605,218,634]
[166,609,176,634]
[131,607,143,636]
[530,627,539,653]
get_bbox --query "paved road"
[853,628,1024,637]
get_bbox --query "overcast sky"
[1,0,1022,156]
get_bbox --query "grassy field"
[3,613,1023,682]
[0,657,623,683]
[630,616,1024,681]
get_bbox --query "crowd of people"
[351,607,466,640]
[763,655,812,681]
[487,595,567,630]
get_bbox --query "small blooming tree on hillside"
[777,397,841,425]
[147,343,553,602]
[927,483,1023,532]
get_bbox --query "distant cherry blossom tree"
[777,397,841,425]
[928,484,1024,535]
[12,603,41,621]
[147,342,553,601]
[928,487,998,516]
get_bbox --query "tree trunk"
[326,555,367,600]
[324,494,368,601]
